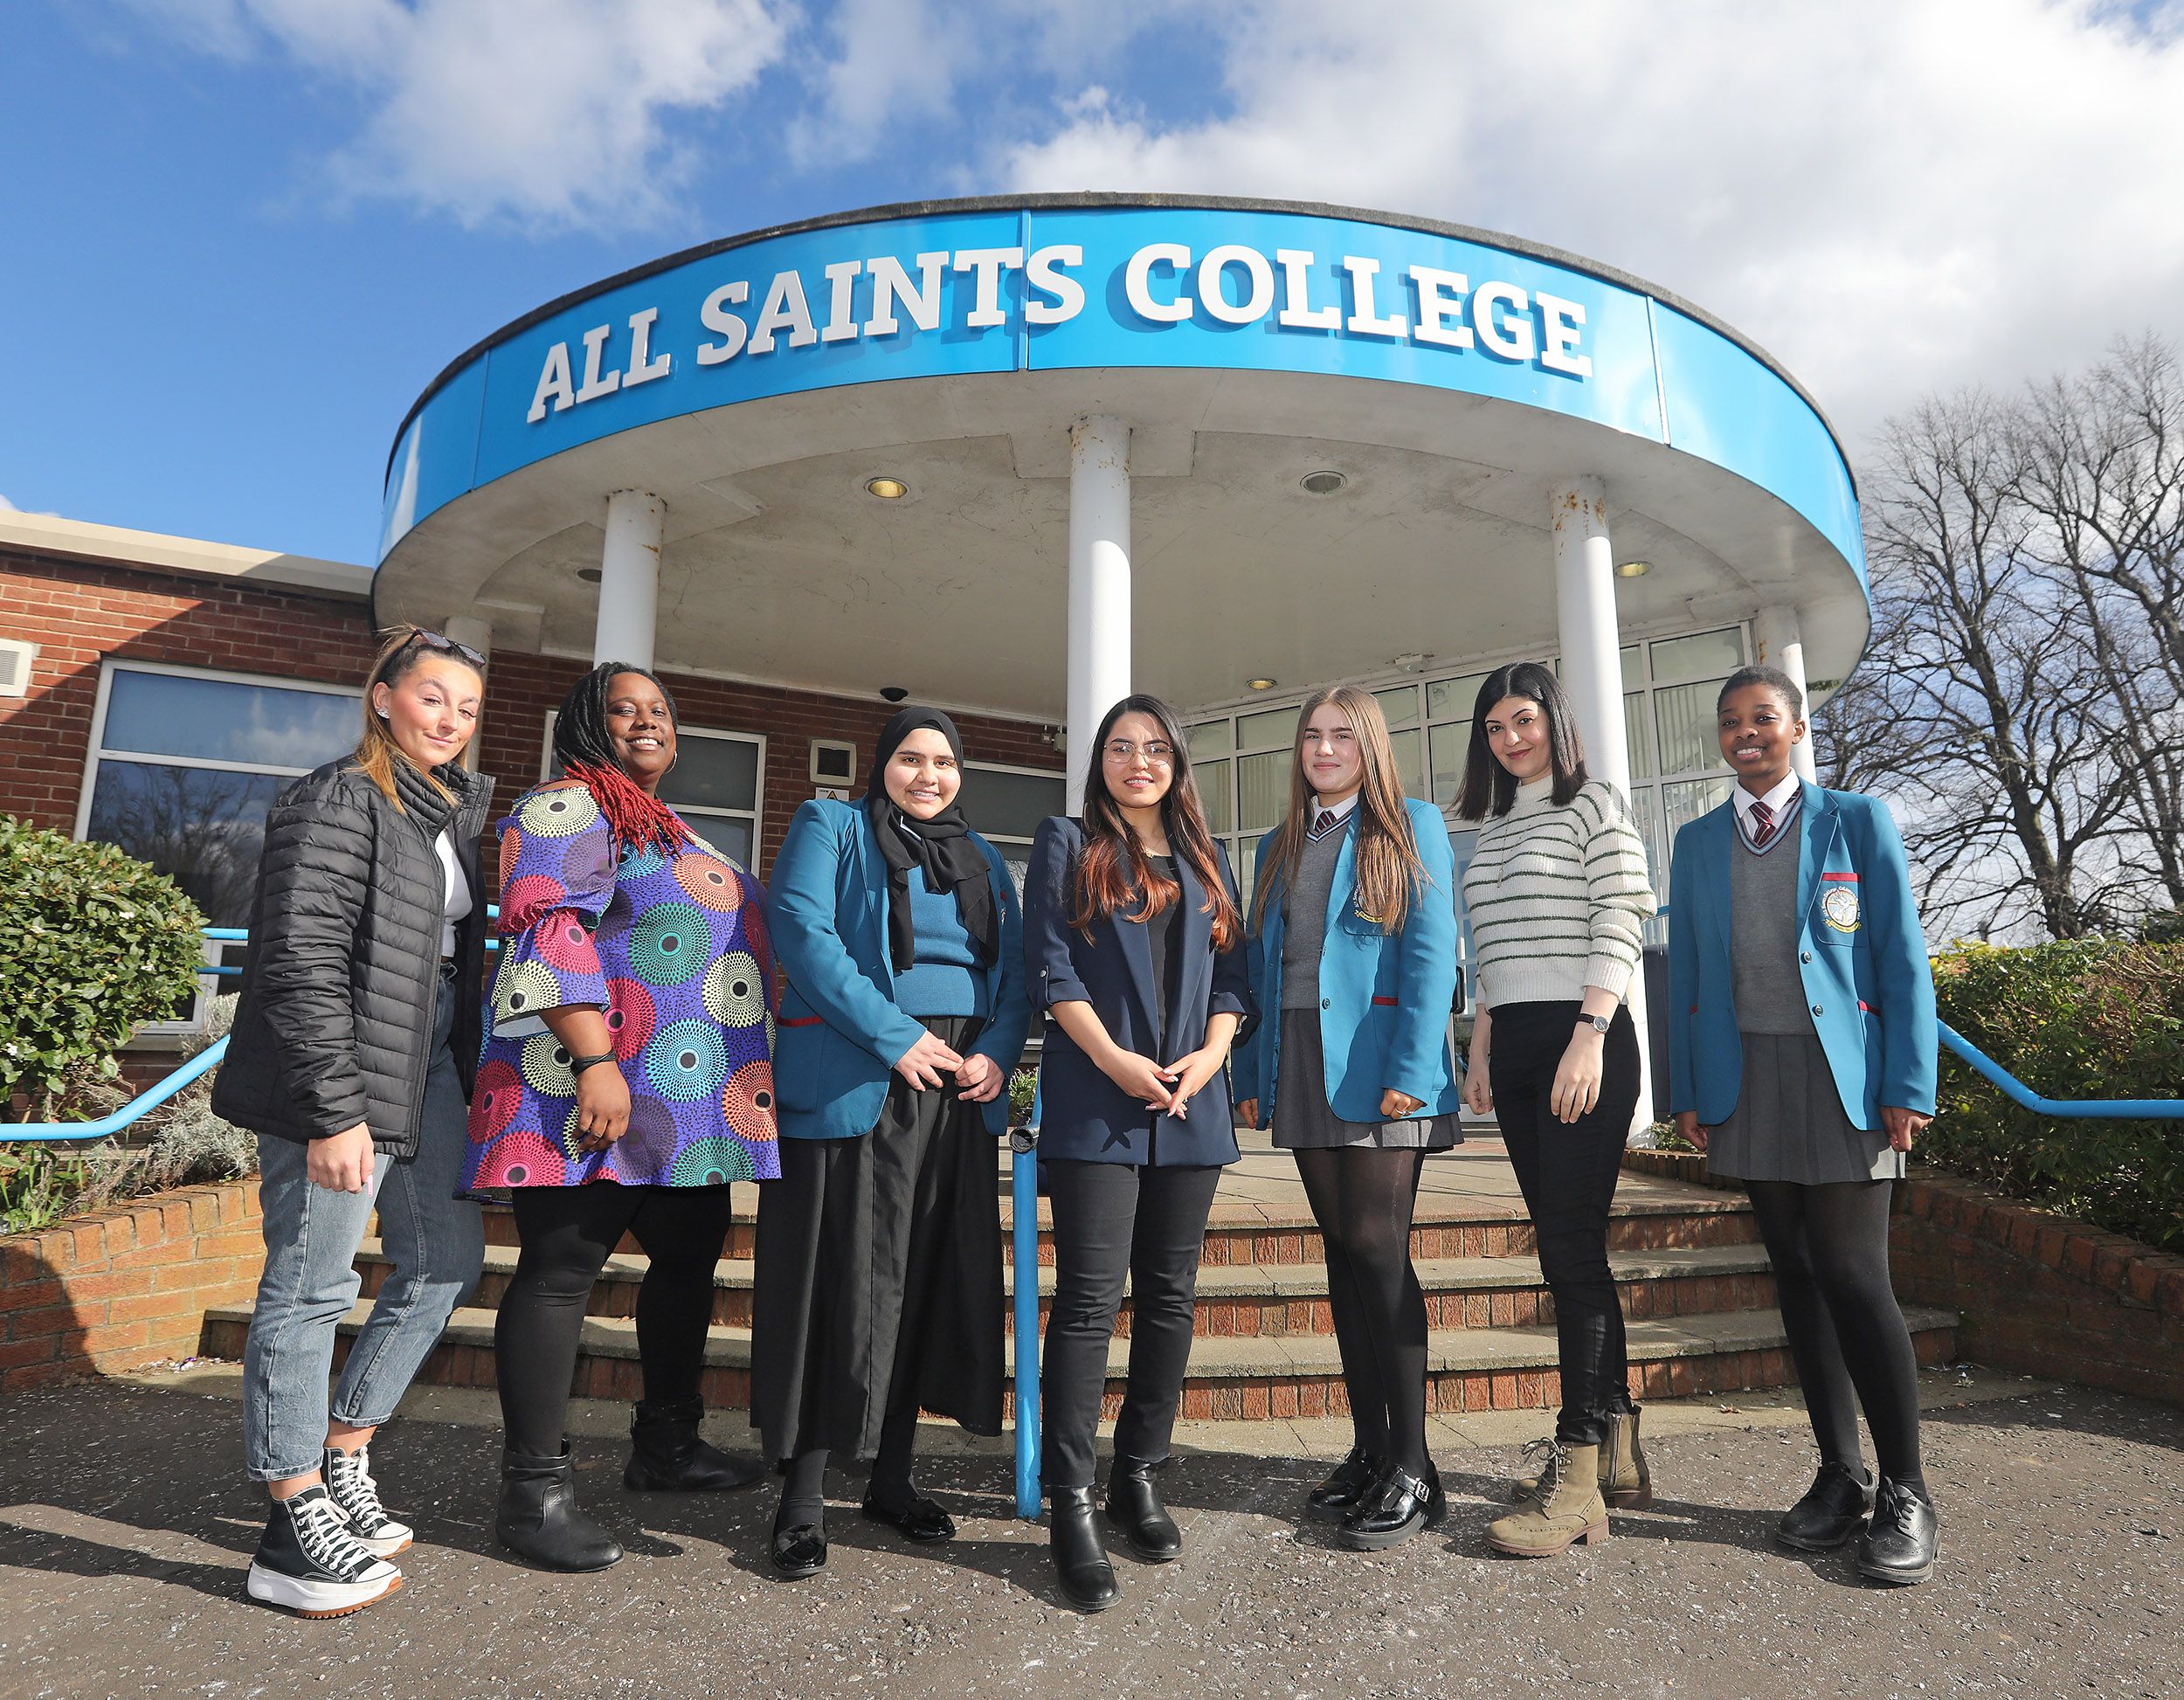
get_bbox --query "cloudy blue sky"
[3,0,2181,563]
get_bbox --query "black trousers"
[1040,1159,1224,1490]
[1491,1000,1641,1446]
[494,1183,736,1458]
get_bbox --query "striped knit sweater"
[1462,776,1656,1010]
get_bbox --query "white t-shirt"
[437,827,472,958]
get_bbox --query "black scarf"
[864,707,999,973]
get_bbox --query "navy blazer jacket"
[1021,816,1254,1166]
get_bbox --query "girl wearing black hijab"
[751,708,1031,1578]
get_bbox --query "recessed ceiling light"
[1248,677,1278,691]
[576,566,602,583]
[1614,559,1652,578]
[1300,470,1348,495]
[866,476,909,500]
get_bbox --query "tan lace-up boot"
[1486,1443,1610,1558]
[1509,1407,1651,1508]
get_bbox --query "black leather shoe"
[770,1504,827,1580]
[860,1489,955,1544]
[494,1443,623,1572]
[624,1399,766,1493]
[1105,1456,1181,1563]
[1337,1462,1447,1551]
[1048,1486,1120,1613]
[1305,1446,1381,1523]
[1776,1462,1876,1552]
[1857,1477,1939,1585]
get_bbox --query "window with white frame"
[960,761,1067,894]
[1184,623,1749,1004]
[539,714,766,871]
[78,661,363,929]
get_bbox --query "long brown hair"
[1451,660,1588,820]
[350,625,484,813]
[1249,685,1429,936]
[1068,695,1241,950]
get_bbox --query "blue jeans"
[243,972,484,1482]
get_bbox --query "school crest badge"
[1821,885,1861,933]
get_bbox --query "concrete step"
[358,1239,1779,1337]
[199,1300,1956,1421]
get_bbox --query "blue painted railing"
[1009,1093,1043,1519]
[3,1036,231,1143]
[1936,1020,2184,1120]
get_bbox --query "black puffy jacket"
[211,756,496,1158]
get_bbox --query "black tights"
[495,1184,734,1458]
[778,1411,921,1527]
[1745,1178,1924,1489]
[1293,1147,1432,1477]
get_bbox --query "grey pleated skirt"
[1270,1008,1462,1151]
[1705,1029,1904,1184]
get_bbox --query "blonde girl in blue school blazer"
[1667,664,1940,1587]
[1232,685,1462,1551]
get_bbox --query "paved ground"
[1,1367,2176,1698]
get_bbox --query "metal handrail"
[1936,1020,2184,1120]
[1007,1092,1043,1520]
[3,1036,230,1143]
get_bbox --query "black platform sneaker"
[245,1486,403,1618]
[323,1444,414,1558]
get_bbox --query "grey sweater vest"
[1730,833,1813,1036]
[1280,827,1347,1009]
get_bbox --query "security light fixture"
[865,477,909,500]
[879,685,909,702]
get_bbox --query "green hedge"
[0,817,206,1116]
[1931,940,2184,1254]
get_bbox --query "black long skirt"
[750,1015,1005,1462]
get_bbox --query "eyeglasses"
[1102,739,1175,765]
[403,627,487,667]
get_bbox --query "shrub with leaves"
[1931,940,2184,1254]
[0,817,206,1117]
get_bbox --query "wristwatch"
[1577,1014,1611,1036]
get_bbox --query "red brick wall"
[0,542,1061,876]
[1621,1150,2184,1406]
[0,1178,265,1393]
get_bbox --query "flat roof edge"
[0,511,374,602]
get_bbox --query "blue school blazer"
[764,798,1030,1140]
[1231,798,1464,1128]
[1021,816,1254,1166]
[1667,781,1938,1130]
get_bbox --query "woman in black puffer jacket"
[211,625,494,1621]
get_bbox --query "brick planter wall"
[0,1178,264,1393]
[1621,1150,2184,1406]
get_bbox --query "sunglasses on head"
[401,627,487,667]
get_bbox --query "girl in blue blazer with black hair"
[751,708,1029,1581]
[1669,665,1940,1586]
[1233,685,1463,1551]
[1022,694,1252,1614]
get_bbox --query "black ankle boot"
[1105,1455,1181,1563]
[624,1399,764,1492]
[495,1443,623,1572]
[1049,1486,1119,1613]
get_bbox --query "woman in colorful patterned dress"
[468,663,779,1572]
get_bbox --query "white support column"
[441,613,494,773]
[1066,416,1132,805]
[1753,604,1818,783]
[1548,478,1654,1136]
[595,489,664,672]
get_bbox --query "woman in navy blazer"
[751,708,1029,1580]
[1669,665,1940,1586]
[1231,686,1462,1551]
[1022,694,1251,1614]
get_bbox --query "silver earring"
[377,708,390,719]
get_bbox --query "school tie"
[1313,809,1337,839]
[1749,798,1776,848]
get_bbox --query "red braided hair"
[563,760,694,856]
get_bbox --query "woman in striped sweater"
[1455,660,1656,1558]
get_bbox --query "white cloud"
[128,0,791,231]
[999,0,2184,446]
